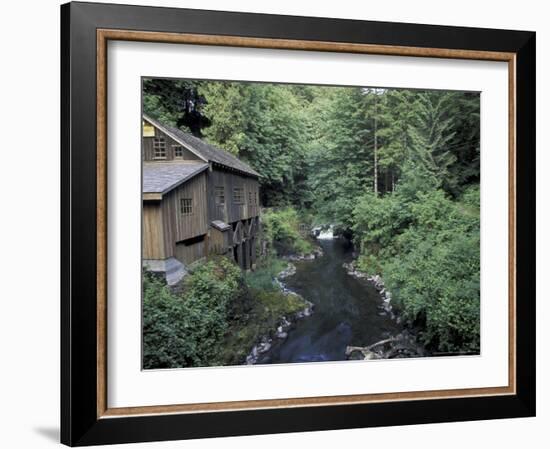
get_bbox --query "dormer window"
[153,137,166,159]
[173,145,184,158]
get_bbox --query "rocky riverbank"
[282,245,324,262]
[341,260,426,360]
[342,261,396,320]
[245,261,315,365]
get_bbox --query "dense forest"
[143,78,480,361]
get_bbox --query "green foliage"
[307,88,374,228]
[143,255,309,368]
[244,256,287,292]
[353,188,480,353]
[222,247,311,365]
[377,89,417,188]
[144,79,480,211]
[142,78,211,134]
[222,255,309,365]
[142,257,241,369]
[197,82,247,155]
[220,282,307,365]
[352,192,410,255]
[199,82,311,206]
[262,207,315,256]
[143,79,482,356]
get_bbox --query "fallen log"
[345,337,400,358]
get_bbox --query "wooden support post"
[243,240,250,270]
[250,237,256,265]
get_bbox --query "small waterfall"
[314,225,335,240]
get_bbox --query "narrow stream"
[258,238,405,364]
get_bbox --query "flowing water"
[257,238,405,364]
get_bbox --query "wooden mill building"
[142,114,261,285]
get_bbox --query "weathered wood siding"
[175,239,206,265]
[142,124,200,162]
[161,171,208,257]
[209,227,231,255]
[142,119,261,270]
[143,202,165,259]
[207,167,260,224]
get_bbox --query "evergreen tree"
[142,78,209,134]
[377,89,417,192]
[142,78,482,355]
[308,87,374,229]
[198,81,247,155]
[406,91,459,193]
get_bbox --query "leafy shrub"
[243,256,287,292]
[352,193,410,257]
[142,257,241,369]
[352,188,480,353]
[262,207,314,255]
[143,254,308,368]
[220,285,307,365]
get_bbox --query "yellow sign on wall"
[143,122,155,137]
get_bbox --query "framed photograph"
[61,1,536,446]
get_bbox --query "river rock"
[278,263,297,279]
[258,342,272,353]
[245,268,316,365]
[295,300,314,319]
[283,246,324,262]
[246,346,260,365]
[342,262,368,279]
[275,326,288,339]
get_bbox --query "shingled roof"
[143,114,260,178]
[143,161,208,194]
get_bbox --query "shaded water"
[258,239,404,364]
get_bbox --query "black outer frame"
[60,1,536,446]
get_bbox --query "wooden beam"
[143,193,162,201]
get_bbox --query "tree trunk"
[373,94,378,196]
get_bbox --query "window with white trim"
[173,145,184,158]
[153,137,166,159]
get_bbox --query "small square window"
[233,187,244,204]
[173,145,184,158]
[153,137,166,159]
[180,198,193,215]
[215,186,225,206]
[248,190,253,205]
